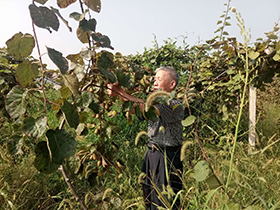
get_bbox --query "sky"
[1,0,280,69]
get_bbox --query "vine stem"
[58,119,89,209]
[58,165,88,210]
[31,20,47,117]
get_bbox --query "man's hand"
[106,82,146,114]
[106,83,123,97]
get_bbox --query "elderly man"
[107,66,184,210]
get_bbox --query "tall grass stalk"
[225,11,251,193]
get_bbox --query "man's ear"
[170,80,176,90]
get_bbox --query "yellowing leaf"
[273,53,280,61]
[76,27,90,44]
[6,32,35,60]
[205,175,220,189]
[248,51,260,60]
[60,86,71,99]
[66,53,85,66]
[62,74,79,96]
[16,60,39,87]
[275,40,280,51]
[52,98,64,111]
[83,0,101,13]
[57,0,77,8]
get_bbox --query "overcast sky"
[1,0,280,69]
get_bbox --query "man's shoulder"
[169,98,183,105]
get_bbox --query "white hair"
[155,66,179,86]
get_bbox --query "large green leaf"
[97,51,114,69]
[92,33,113,49]
[97,51,116,83]
[50,7,72,32]
[83,0,101,13]
[181,115,196,127]
[144,106,158,122]
[62,74,79,96]
[244,205,263,210]
[5,86,27,119]
[15,60,39,87]
[46,128,77,164]
[23,116,47,138]
[133,67,145,80]
[76,91,93,108]
[226,202,241,210]
[135,105,143,119]
[89,101,100,114]
[47,47,68,74]
[69,12,86,21]
[61,100,80,129]
[57,0,77,8]
[122,101,134,112]
[79,18,97,32]
[205,175,220,189]
[34,141,60,174]
[99,68,116,83]
[6,32,35,60]
[29,4,59,32]
[193,160,211,182]
[116,70,130,88]
[7,135,24,155]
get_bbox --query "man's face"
[153,70,175,92]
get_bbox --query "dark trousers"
[141,146,183,210]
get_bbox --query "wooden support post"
[249,86,256,149]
